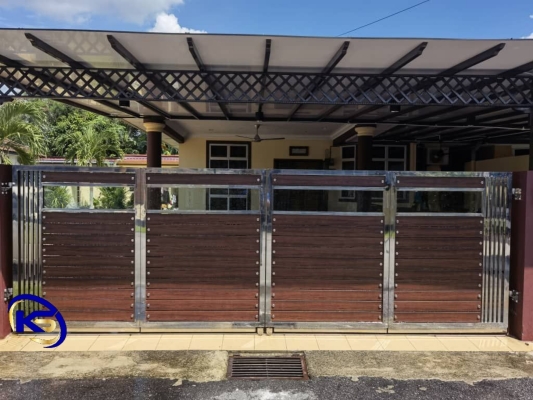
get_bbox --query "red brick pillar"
[0,165,13,339]
[510,171,533,340]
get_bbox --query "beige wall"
[179,138,332,169]
[465,155,529,172]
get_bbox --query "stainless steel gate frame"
[12,166,512,333]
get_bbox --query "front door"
[273,159,326,212]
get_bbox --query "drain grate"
[228,355,308,380]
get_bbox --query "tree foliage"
[94,187,133,210]
[0,101,46,165]
[44,186,72,209]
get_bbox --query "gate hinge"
[0,182,14,195]
[512,188,522,201]
[3,288,13,302]
[510,290,520,303]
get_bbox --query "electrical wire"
[337,0,431,37]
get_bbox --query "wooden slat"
[148,248,259,258]
[273,247,382,259]
[44,289,134,300]
[394,312,480,323]
[274,312,382,322]
[273,215,383,227]
[395,301,481,312]
[44,247,134,257]
[273,268,382,280]
[396,258,482,269]
[273,175,385,187]
[397,227,483,238]
[148,214,258,225]
[148,300,257,311]
[273,279,382,290]
[273,236,384,248]
[147,237,259,249]
[271,258,383,268]
[396,237,483,250]
[148,275,256,284]
[394,291,481,301]
[274,301,381,312]
[146,173,260,186]
[44,235,135,247]
[395,280,481,291]
[43,257,134,267]
[44,279,133,290]
[148,268,258,280]
[149,225,259,237]
[396,248,483,260]
[395,176,485,188]
[43,172,135,184]
[45,266,133,278]
[61,311,132,321]
[148,311,256,322]
[148,289,257,300]
[48,299,133,311]
[147,257,260,269]
[273,290,382,302]
[43,212,134,224]
[397,217,483,228]
[43,224,134,235]
[149,281,258,290]
[274,226,383,238]
[397,270,482,281]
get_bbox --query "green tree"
[94,187,133,210]
[61,121,125,207]
[44,186,72,209]
[0,101,45,164]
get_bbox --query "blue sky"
[0,0,531,39]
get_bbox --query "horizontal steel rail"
[1,67,532,107]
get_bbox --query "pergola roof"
[0,29,532,146]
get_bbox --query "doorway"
[273,159,327,212]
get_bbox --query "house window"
[207,142,251,211]
[372,145,407,171]
[340,146,356,199]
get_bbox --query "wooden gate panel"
[394,216,483,323]
[42,212,135,322]
[147,214,260,322]
[272,215,384,323]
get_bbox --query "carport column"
[356,125,376,170]
[0,165,12,339]
[143,119,166,169]
[530,111,533,171]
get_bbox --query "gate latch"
[3,288,13,303]
[0,182,13,195]
[510,290,520,303]
[512,188,522,201]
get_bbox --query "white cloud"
[523,33,533,39]
[530,14,533,19]
[149,12,206,33]
[0,0,185,24]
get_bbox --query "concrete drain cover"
[228,355,308,380]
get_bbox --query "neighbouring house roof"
[38,154,179,166]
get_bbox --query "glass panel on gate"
[43,186,134,210]
[273,190,384,213]
[397,191,482,213]
[147,187,260,211]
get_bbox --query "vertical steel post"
[529,111,533,171]
[0,165,13,338]
[134,169,147,326]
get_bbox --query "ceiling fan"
[236,124,285,143]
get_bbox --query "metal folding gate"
[11,166,511,333]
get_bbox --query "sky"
[0,0,531,39]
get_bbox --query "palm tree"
[0,101,45,165]
[61,121,124,208]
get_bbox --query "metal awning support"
[187,37,231,120]
[257,39,272,115]
[351,43,506,122]
[163,125,185,144]
[286,41,350,121]
[107,35,201,120]
[319,42,428,121]
[24,33,169,119]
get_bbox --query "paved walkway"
[0,333,531,352]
